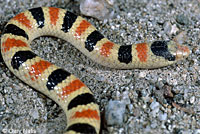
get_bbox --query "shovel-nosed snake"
[1,7,190,134]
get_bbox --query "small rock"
[116,91,121,98]
[194,129,200,134]
[158,112,167,121]
[6,96,13,104]
[122,91,131,105]
[105,0,115,5]
[151,107,160,117]
[80,0,114,20]
[163,21,172,34]
[150,101,160,110]
[173,31,187,44]
[0,105,6,111]
[163,21,179,35]
[2,73,9,81]
[138,71,147,78]
[128,104,133,113]
[150,101,160,117]
[30,109,39,120]
[105,100,126,125]
[150,121,158,128]
[176,14,190,25]
[190,96,195,104]
[170,24,179,35]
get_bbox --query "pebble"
[151,106,160,117]
[122,90,131,105]
[163,21,172,33]
[190,96,195,104]
[150,120,157,128]
[163,21,179,35]
[0,105,6,111]
[158,112,167,121]
[2,73,9,81]
[128,104,133,113]
[138,71,147,78]
[150,101,160,110]
[106,0,115,5]
[30,109,39,119]
[105,100,126,125]
[80,0,114,20]
[176,14,190,25]
[150,101,160,117]
[171,24,179,35]
[194,129,200,134]
[6,96,13,104]
[173,31,187,44]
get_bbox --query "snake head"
[167,41,190,61]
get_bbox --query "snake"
[1,7,190,134]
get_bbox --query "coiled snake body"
[1,7,190,134]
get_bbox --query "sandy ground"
[0,0,199,134]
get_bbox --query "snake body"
[1,7,190,134]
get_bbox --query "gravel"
[105,100,126,126]
[0,0,199,134]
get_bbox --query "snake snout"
[175,44,190,60]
